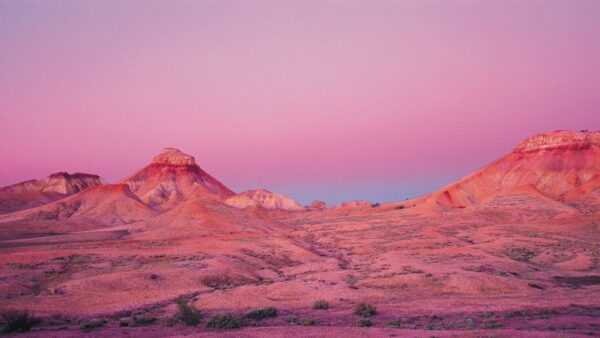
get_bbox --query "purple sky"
[1,1,599,204]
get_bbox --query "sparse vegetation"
[505,247,537,262]
[80,319,107,332]
[176,299,202,326]
[201,274,252,289]
[395,205,405,210]
[133,315,156,325]
[299,318,315,326]
[0,309,40,333]
[345,275,358,289]
[371,203,380,208]
[358,318,372,327]
[245,306,277,320]
[285,314,296,324]
[354,303,377,317]
[205,313,242,329]
[484,320,503,328]
[313,300,329,310]
[387,319,402,328]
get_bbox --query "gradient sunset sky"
[1,1,599,204]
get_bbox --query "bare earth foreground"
[1,130,599,337]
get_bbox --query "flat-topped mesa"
[151,147,197,166]
[43,172,105,194]
[514,130,600,152]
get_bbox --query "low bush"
[133,315,156,325]
[201,274,252,289]
[354,303,376,317]
[176,300,202,326]
[358,318,372,327]
[299,318,315,326]
[245,306,277,320]
[205,313,241,329]
[313,300,329,310]
[0,309,40,333]
[80,319,107,332]
[387,319,401,328]
[285,314,296,324]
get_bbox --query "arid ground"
[1,130,599,337]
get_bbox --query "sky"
[1,1,599,204]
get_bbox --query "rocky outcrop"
[308,200,328,211]
[2,172,105,195]
[514,130,600,152]
[225,189,305,211]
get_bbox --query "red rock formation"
[422,130,600,210]
[119,148,234,210]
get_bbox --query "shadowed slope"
[0,172,105,214]
[0,184,154,226]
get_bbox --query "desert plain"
[1,130,600,337]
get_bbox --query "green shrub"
[80,319,107,332]
[0,309,40,333]
[358,318,372,327]
[245,306,277,320]
[354,303,376,317]
[176,300,202,326]
[313,300,329,310]
[205,313,241,329]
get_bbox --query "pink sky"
[1,1,599,204]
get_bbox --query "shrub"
[300,318,315,326]
[80,319,107,332]
[395,205,405,210]
[285,314,296,324]
[133,315,156,325]
[0,309,40,333]
[201,274,252,289]
[354,303,376,317]
[176,300,202,326]
[205,313,241,329]
[371,203,380,208]
[313,300,329,310]
[358,318,372,327]
[245,306,277,320]
[387,319,401,328]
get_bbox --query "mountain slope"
[0,172,105,214]
[0,184,155,226]
[421,130,600,210]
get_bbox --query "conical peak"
[151,148,196,166]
